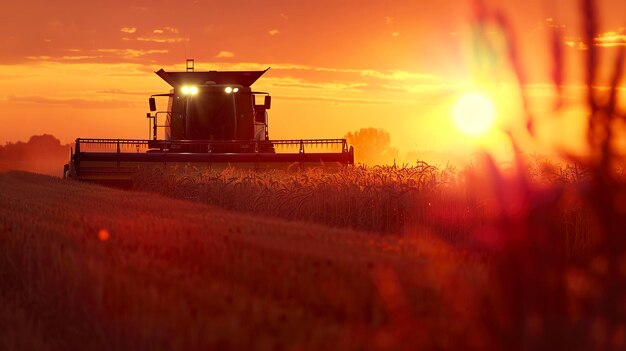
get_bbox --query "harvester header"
[64,60,354,186]
[155,68,269,87]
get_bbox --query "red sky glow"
[1,0,624,162]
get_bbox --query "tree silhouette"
[344,128,399,166]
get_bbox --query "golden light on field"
[452,92,496,137]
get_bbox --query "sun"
[453,92,496,136]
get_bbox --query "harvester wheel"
[63,164,70,179]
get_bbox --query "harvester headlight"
[181,85,198,95]
[233,87,239,93]
[225,87,233,94]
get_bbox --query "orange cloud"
[26,55,101,61]
[275,95,394,105]
[96,48,169,58]
[564,39,588,50]
[136,37,188,43]
[216,51,235,58]
[565,28,626,50]
[163,27,179,34]
[5,95,136,109]
[152,27,179,34]
[594,28,626,47]
[96,88,154,96]
[25,48,169,62]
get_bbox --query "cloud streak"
[24,48,169,62]
[136,37,188,43]
[274,94,395,105]
[5,95,136,109]
[216,51,235,58]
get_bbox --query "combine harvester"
[64,60,354,186]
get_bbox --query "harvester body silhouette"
[64,60,354,186]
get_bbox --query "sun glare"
[453,92,496,136]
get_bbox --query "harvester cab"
[148,66,272,149]
[64,60,354,186]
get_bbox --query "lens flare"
[97,229,110,241]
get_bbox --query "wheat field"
[2,158,625,350]
[133,159,595,256]
[0,171,493,350]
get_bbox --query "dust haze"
[0,134,69,177]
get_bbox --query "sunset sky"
[1,0,624,161]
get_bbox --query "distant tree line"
[0,134,69,176]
